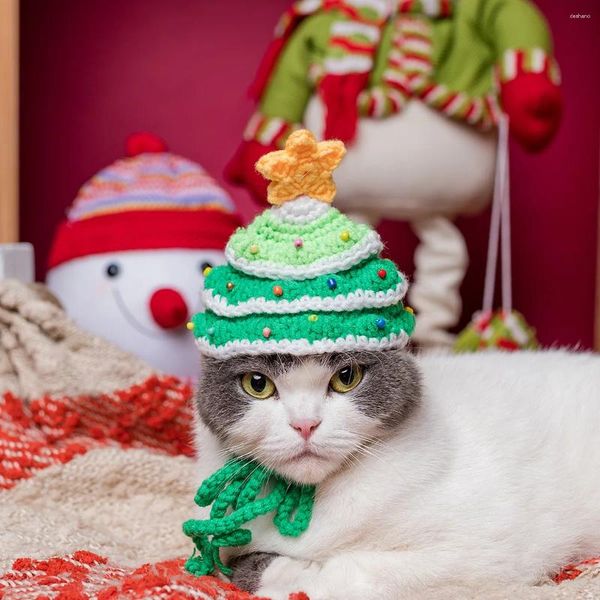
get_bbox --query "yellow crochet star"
[256,129,346,205]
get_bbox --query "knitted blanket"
[0,280,598,599]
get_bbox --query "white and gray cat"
[193,348,600,599]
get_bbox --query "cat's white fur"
[194,349,600,599]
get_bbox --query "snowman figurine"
[47,133,241,377]
[226,0,562,347]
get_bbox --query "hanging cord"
[182,458,316,577]
[483,114,512,314]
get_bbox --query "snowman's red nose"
[149,288,189,329]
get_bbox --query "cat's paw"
[256,554,396,600]
[255,556,331,600]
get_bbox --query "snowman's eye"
[106,263,120,278]
[200,261,213,273]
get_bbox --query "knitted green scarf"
[182,458,316,576]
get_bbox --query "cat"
[193,348,600,600]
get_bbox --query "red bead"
[273,285,283,297]
[377,269,387,279]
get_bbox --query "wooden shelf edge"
[0,0,19,244]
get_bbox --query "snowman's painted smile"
[112,287,165,339]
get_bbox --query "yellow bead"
[202,266,213,277]
[308,314,318,322]
[249,244,259,255]
[340,230,350,242]
[186,321,194,331]
[226,282,234,291]
[405,306,414,314]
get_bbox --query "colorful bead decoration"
[273,285,283,297]
[202,266,213,277]
[377,269,387,279]
[262,327,271,338]
[294,238,304,248]
[226,282,235,291]
[340,230,350,242]
[186,321,195,331]
[207,327,215,336]
[203,257,402,307]
[375,317,386,329]
[308,314,318,322]
[249,244,259,255]
[405,306,414,314]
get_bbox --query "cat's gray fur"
[228,552,279,593]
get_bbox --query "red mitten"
[224,140,275,204]
[500,72,562,152]
[319,72,370,143]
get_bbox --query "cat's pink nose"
[290,418,321,440]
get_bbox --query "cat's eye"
[329,365,363,393]
[241,372,276,399]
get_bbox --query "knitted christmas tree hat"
[190,130,415,357]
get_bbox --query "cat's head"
[197,349,421,484]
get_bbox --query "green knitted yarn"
[183,458,315,577]
[227,205,372,268]
[204,257,404,308]
[193,302,414,349]
[191,195,415,358]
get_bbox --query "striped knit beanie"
[190,130,415,357]
[48,133,241,269]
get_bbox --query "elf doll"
[226,0,562,347]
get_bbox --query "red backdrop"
[20,0,599,348]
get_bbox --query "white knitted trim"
[331,21,380,42]
[296,0,321,12]
[225,230,383,280]
[203,279,408,316]
[384,70,410,88]
[444,92,467,116]
[324,55,373,75]
[388,89,407,110]
[195,331,410,359]
[400,19,430,36]
[258,118,285,145]
[270,196,330,224]
[402,38,432,55]
[503,50,518,81]
[466,98,483,124]
[531,48,545,73]
[346,0,391,17]
[421,0,444,16]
